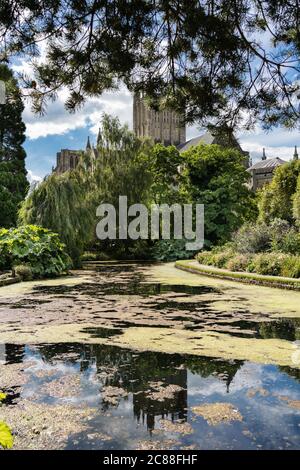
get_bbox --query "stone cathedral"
[54,92,298,192]
[133,92,186,146]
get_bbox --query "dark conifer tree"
[0,64,28,227]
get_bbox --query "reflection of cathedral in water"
[37,344,245,430]
[133,368,188,431]
[10,342,248,432]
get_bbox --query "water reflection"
[1,341,300,449]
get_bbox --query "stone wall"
[133,92,186,146]
[55,149,82,174]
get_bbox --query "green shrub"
[226,254,251,272]
[0,225,71,279]
[232,219,299,256]
[97,252,111,261]
[13,264,33,281]
[232,222,272,253]
[196,246,300,278]
[281,255,300,278]
[80,251,111,262]
[247,252,300,278]
[196,244,234,268]
[151,239,196,261]
[269,218,290,243]
[271,229,300,255]
[212,246,235,268]
[196,250,215,265]
[249,253,284,276]
[80,252,98,262]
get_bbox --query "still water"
[0,263,300,449]
[1,341,300,449]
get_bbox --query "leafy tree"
[0,64,28,227]
[0,1,299,128]
[180,144,255,245]
[258,160,300,224]
[94,115,152,209]
[92,115,153,257]
[148,144,182,205]
[293,175,300,227]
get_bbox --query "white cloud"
[239,142,295,162]
[27,169,42,184]
[238,128,299,163]
[21,88,132,140]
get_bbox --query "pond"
[0,262,300,450]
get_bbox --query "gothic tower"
[133,92,186,146]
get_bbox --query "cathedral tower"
[133,92,186,146]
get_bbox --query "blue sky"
[24,127,90,180]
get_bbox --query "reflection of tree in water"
[258,319,300,341]
[36,343,243,430]
[185,356,243,393]
[4,344,25,364]
[279,365,300,383]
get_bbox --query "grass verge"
[175,260,300,291]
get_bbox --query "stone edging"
[175,260,300,291]
[0,274,21,288]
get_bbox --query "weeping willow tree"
[19,114,154,263]
[95,114,152,207]
[91,115,153,257]
[18,159,95,265]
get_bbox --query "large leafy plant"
[0,393,13,449]
[0,421,13,449]
[0,225,71,278]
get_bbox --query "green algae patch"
[109,327,300,369]
[144,263,300,318]
[0,322,299,369]
[0,273,92,297]
[0,322,103,344]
